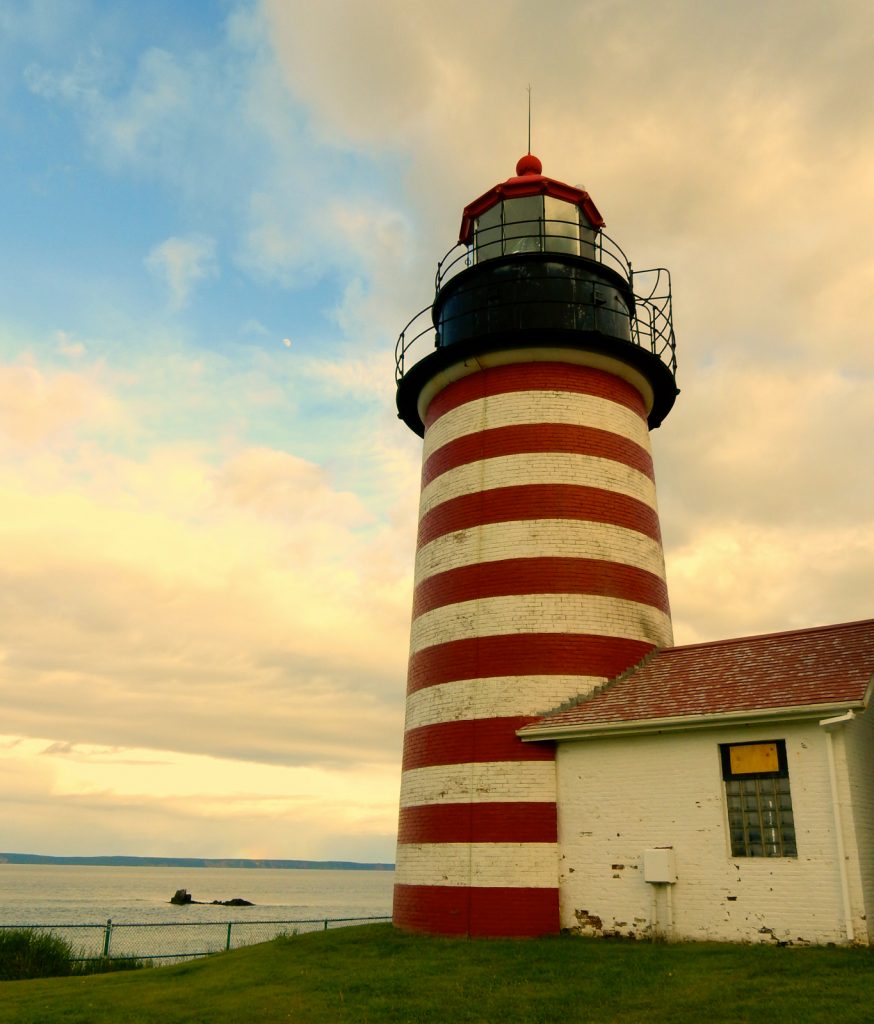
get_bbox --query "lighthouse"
[392,154,678,938]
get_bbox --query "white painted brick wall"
[404,675,603,729]
[400,762,557,808]
[395,842,559,888]
[410,594,672,654]
[840,710,874,942]
[555,720,863,945]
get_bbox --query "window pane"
[544,196,579,255]
[580,216,597,260]
[721,740,796,859]
[503,197,543,254]
[474,204,502,262]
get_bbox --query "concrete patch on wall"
[569,908,651,940]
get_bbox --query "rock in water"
[169,889,253,906]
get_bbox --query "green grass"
[0,930,76,981]
[1,924,872,1024]
[0,928,149,982]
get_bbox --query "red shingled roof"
[520,619,874,738]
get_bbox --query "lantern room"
[458,153,605,263]
[394,154,679,436]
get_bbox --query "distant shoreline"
[0,852,394,871]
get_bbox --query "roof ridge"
[664,617,874,656]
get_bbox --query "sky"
[0,0,872,863]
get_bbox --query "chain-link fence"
[0,916,391,965]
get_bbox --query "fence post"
[226,922,233,951]
[102,919,112,958]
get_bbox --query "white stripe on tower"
[409,595,672,654]
[399,761,557,808]
[403,675,604,730]
[393,361,673,938]
[421,387,650,458]
[418,452,658,520]
[395,843,559,888]
[415,520,668,584]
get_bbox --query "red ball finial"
[515,153,542,176]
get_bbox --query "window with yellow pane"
[720,740,797,858]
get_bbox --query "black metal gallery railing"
[395,225,676,384]
[434,219,635,292]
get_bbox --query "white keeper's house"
[391,152,874,944]
[521,617,874,945]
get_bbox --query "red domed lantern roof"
[515,153,543,176]
[458,154,605,244]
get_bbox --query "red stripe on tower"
[412,557,670,619]
[402,717,554,771]
[392,153,678,937]
[416,484,663,548]
[407,633,655,693]
[398,803,558,844]
[423,362,648,427]
[393,884,560,938]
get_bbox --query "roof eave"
[518,698,870,743]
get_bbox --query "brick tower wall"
[392,360,673,937]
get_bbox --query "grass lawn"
[1,923,872,1024]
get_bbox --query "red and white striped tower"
[392,154,678,937]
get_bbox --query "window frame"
[720,739,798,859]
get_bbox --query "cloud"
[258,0,874,647]
[646,358,872,647]
[55,330,85,358]
[41,741,77,756]
[0,736,399,859]
[656,366,874,537]
[215,446,369,523]
[21,10,406,302]
[23,43,110,105]
[668,520,874,646]
[261,0,874,330]
[0,349,412,782]
[0,362,123,446]
[25,42,238,199]
[299,354,389,401]
[12,0,871,680]
[145,235,218,309]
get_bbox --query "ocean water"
[0,864,395,927]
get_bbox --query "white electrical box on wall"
[643,847,677,884]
